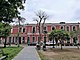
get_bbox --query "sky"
[20,0,80,24]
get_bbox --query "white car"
[46,41,56,46]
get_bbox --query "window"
[9,37,11,43]
[13,37,14,43]
[43,27,47,33]
[19,37,21,44]
[61,26,64,30]
[27,37,30,44]
[44,27,46,31]
[15,37,17,43]
[52,26,55,30]
[33,27,35,33]
[73,26,76,31]
[66,26,69,31]
[19,28,22,32]
[23,28,25,33]
[32,37,35,42]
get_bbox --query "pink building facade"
[1,22,80,44]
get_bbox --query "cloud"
[20,0,80,23]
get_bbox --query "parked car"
[46,42,56,46]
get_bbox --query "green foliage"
[0,22,11,37]
[48,29,69,49]
[1,47,23,60]
[48,30,69,41]
[69,31,76,38]
[0,0,26,23]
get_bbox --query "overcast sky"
[20,0,80,24]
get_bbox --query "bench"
[0,56,6,60]
[0,49,7,60]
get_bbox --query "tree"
[48,30,57,48]
[69,31,78,44]
[0,0,26,47]
[0,22,11,47]
[48,30,69,49]
[34,10,48,44]
[0,0,26,23]
[71,30,80,49]
[16,16,26,47]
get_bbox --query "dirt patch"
[38,48,80,60]
[43,51,59,56]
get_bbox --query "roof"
[11,22,80,27]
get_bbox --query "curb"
[35,48,41,60]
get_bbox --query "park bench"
[0,49,7,60]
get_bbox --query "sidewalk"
[12,46,41,60]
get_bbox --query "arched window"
[52,26,55,30]
[61,26,64,30]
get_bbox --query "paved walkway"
[12,46,41,60]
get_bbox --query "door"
[19,37,21,44]
[27,37,30,44]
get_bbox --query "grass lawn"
[38,48,80,60]
[0,46,23,60]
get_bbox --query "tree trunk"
[61,40,63,50]
[44,35,46,48]
[61,43,63,50]
[17,21,20,47]
[53,38,55,48]
[4,37,7,48]
[38,22,42,44]
[17,33,20,47]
